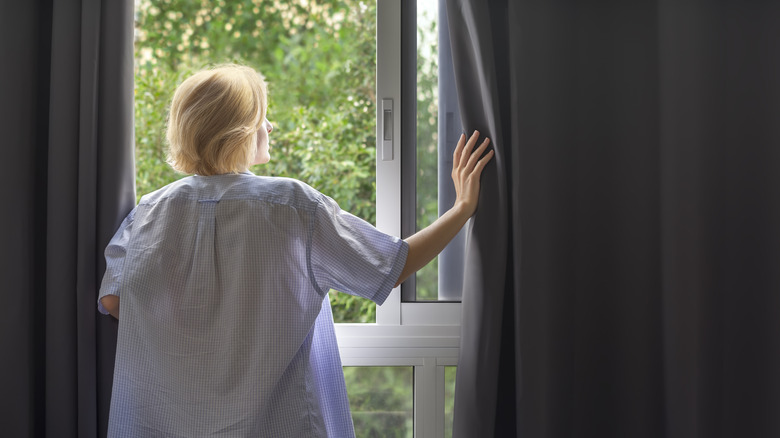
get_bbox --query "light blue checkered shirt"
[98,172,408,437]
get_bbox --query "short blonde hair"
[166,64,267,175]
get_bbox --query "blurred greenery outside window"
[342,366,455,438]
[444,366,456,437]
[344,367,414,438]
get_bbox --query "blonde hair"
[166,64,267,175]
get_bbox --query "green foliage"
[134,67,191,200]
[344,366,414,438]
[444,366,457,437]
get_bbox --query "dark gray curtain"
[0,0,135,436]
[448,0,780,437]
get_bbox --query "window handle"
[382,98,393,161]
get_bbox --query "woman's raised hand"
[451,130,494,217]
[395,130,494,286]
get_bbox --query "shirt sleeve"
[309,194,408,305]
[97,207,136,315]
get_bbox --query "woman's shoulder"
[137,175,198,205]
[228,174,326,209]
[136,173,328,211]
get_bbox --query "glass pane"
[133,0,377,322]
[415,0,440,300]
[344,366,414,438]
[408,0,464,302]
[444,366,456,437]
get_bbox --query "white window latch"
[382,98,393,161]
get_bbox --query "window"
[344,366,414,436]
[337,1,462,436]
[133,0,461,435]
[370,0,463,325]
[401,0,465,303]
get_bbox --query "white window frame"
[335,1,461,436]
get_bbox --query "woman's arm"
[395,130,494,287]
[101,295,120,320]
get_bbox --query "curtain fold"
[0,1,135,436]
[447,0,780,437]
[445,0,512,436]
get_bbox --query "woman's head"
[166,64,269,175]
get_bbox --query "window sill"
[335,323,459,364]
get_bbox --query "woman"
[99,64,493,437]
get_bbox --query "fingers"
[453,130,494,181]
[452,133,466,169]
[473,149,495,175]
[465,137,491,171]
[453,131,480,168]
[461,130,481,162]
